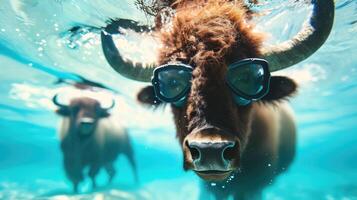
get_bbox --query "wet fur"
[137,0,297,199]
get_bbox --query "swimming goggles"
[151,58,271,106]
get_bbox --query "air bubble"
[68,43,77,49]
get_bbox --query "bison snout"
[186,140,238,169]
[78,117,96,136]
[183,130,240,181]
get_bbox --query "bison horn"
[102,99,116,111]
[101,18,157,82]
[262,0,335,72]
[52,94,69,109]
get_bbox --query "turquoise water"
[0,0,356,199]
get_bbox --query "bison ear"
[56,108,70,116]
[261,76,297,102]
[99,110,110,118]
[137,86,163,107]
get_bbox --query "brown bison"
[100,0,334,199]
[52,94,137,192]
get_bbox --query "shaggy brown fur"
[137,0,297,199]
[155,0,266,144]
[136,0,258,28]
[158,0,263,65]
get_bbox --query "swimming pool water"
[0,0,356,199]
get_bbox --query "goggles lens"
[226,59,270,99]
[153,65,192,102]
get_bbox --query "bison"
[52,94,137,192]
[100,0,334,199]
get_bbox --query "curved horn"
[262,0,335,71]
[102,99,116,111]
[52,94,68,109]
[101,18,156,82]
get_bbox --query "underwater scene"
[0,0,356,199]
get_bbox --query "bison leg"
[125,149,139,183]
[88,164,100,189]
[73,182,79,193]
[63,158,82,193]
[104,163,116,184]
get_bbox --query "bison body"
[53,96,137,192]
[98,0,334,199]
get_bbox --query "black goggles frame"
[225,58,271,101]
[151,58,270,104]
[152,63,193,103]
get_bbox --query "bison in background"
[52,94,137,192]
[99,0,334,199]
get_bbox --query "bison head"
[53,95,115,136]
[101,0,334,180]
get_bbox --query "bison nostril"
[223,143,238,161]
[186,140,200,161]
[190,147,200,161]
